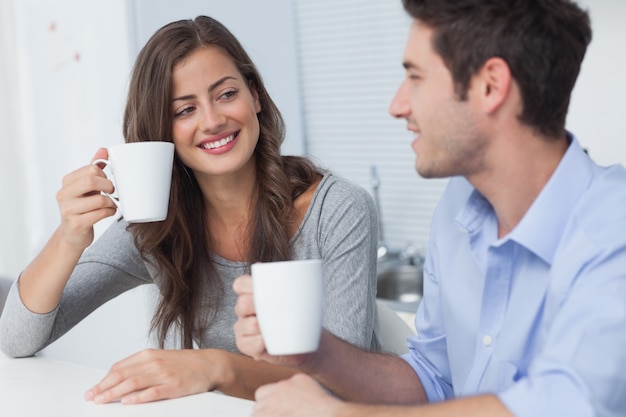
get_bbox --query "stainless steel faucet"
[370,165,388,259]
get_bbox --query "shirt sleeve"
[401,241,455,402]
[315,176,379,350]
[0,220,152,357]
[401,177,468,402]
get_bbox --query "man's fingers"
[233,274,253,295]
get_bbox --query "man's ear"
[474,57,512,114]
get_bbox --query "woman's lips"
[199,133,237,150]
[198,132,239,155]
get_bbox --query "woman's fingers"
[86,349,160,402]
[55,163,118,248]
[90,147,109,166]
[58,165,114,201]
[85,349,213,405]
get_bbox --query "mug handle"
[92,159,121,210]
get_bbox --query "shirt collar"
[456,133,594,265]
[509,134,594,264]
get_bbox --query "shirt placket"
[462,241,513,395]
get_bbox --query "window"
[295,0,448,251]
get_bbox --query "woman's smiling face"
[171,46,262,180]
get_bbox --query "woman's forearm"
[18,227,85,313]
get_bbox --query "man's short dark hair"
[402,0,592,138]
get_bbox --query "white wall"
[567,0,626,167]
[0,0,132,280]
[0,0,151,369]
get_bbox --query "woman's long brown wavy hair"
[123,16,320,348]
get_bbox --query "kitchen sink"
[370,166,424,313]
[376,255,424,313]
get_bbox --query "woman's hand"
[253,373,345,417]
[85,348,225,404]
[56,147,117,251]
[16,148,118,314]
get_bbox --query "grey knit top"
[0,172,380,356]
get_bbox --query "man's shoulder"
[569,163,626,242]
[581,163,626,208]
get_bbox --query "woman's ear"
[249,81,262,113]
[474,57,512,114]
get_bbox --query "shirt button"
[482,335,493,346]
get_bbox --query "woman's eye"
[220,89,237,100]
[174,106,195,117]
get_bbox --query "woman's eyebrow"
[172,76,238,102]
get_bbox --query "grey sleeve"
[0,220,152,357]
[316,178,380,350]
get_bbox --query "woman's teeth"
[201,134,235,149]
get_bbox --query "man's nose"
[389,80,411,119]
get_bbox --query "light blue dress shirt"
[402,136,626,416]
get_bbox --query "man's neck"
[468,131,569,238]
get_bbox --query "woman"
[0,16,379,404]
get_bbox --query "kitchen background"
[0,0,624,368]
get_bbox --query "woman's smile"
[171,46,261,177]
[198,131,239,154]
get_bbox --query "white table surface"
[0,355,254,416]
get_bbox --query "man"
[233,0,626,415]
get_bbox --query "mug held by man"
[252,259,324,355]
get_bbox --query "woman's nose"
[200,104,226,131]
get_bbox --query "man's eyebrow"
[403,61,418,70]
[172,76,237,102]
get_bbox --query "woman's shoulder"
[313,171,376,209]
[290,171,378,253]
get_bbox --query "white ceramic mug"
[92,141,175,223]
[252,259,324,355]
